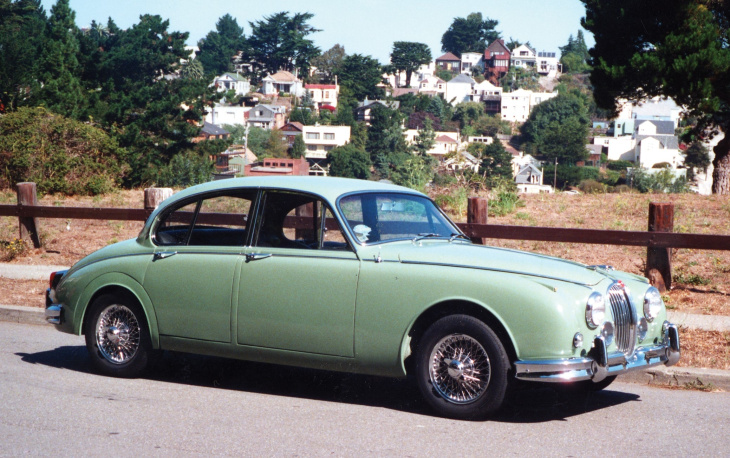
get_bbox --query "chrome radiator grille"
[607,282,636,355]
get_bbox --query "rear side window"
[155,191,255,247]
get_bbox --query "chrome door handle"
[153,251,177,261]
[245,253,272,262]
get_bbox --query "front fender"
[70,272,160,349]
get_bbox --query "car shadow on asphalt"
[17,346,640,423]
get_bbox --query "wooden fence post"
[467,197,488,245]
[646,202,674,292]
[16,182,42,248]
[144,187,173,210]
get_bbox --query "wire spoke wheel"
[94,304,141,364]
[429,334,491,404]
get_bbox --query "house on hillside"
[404,130,461,163]
[247,104,286,130]
[304,83,339,109]
[510,44,537,70]
[418,76,446,95]
[484,39,511,84]
[460,52,483,75]
[213,72,251,96]
[445,151,480,172]
[205,104,251,126]
[435,52,461,73]
[635,120,683,168]
[445,73,476,105]
[536,51,561,77]
[500,89,558,122]
[472,80,502,112]
[192,122,230,143]
[261,71,305,97]
[301,125,351,161]
[244,157,310,176]
[354,99,400,124]
[515,164,553,193]
[214,145,257,175]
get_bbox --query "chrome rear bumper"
[515,322,680,383]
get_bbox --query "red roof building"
[484,39,511,84]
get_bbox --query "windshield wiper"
[449,233,471,243]
[412,233,441,243]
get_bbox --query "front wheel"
[84,294,152,377]
[415,315,510,420]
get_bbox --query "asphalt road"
[2,321,729,456]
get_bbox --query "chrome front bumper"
[515,322,680,383]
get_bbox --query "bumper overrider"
[45,270,67,326]
[514,322,680,383]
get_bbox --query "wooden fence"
[2,183,730,292]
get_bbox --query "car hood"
[384,241,608,287]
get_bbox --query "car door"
[144,191,255,342]
[237,190,359,357]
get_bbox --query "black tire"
[415,315,510,420]
[84,293,152,378]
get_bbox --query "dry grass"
[676,327,730,371]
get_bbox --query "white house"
[418,75,446,95]
[304,83,339,109]
[205,104,251,126]
[536,51,561,77]
[445,73,476,106]
[261,71,305,97]
[510,44,537,69]
[404,129,460,162]
[500,89,558,122]
[213,72,251,96]
[515,163,553,193]
[302,125,351,160]
[460,52,483,75]
[595,120,683,168]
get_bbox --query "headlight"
[643,287,663,322]
[585,292,605,328]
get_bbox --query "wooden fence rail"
[2,184,730,292]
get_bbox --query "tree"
[311,44,345,83]
[327,144,371,179]
[335,54,383,101]
[559,30,590,74]
[412,117,436,155]
[520,94,590,164]
[683,141,712,180]
[441,12,500,55]
[197,14,247,76]
[452,101,486,129]
[0,0,46,112]
[290,134,306,158]
[365,104,409,177]
[263,128,288,158]
[581,0,730,194]
[35,0,85,118]
[247,12,320,80]
[500,66,541,91]
[390,41,431,87]
[478,139,514,187]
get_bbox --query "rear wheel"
[415,315,510,420]
[84,294,151,377]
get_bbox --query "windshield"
[338,192,461,244]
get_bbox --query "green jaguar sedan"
[46,176,680,419]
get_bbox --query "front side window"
[254,191,350,251]
[155,192,254,247]
[338,193,458,244]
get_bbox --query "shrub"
[578,179,607,194]
[155,151,213,188]
[0,107,125,195]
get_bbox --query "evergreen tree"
[311,44,345,83]
[0,0,46,111]
[412,117,436,155]
[327,144,371,179]
[335,54,383,101]
[581,0,730,194]
[198,14,247,76]
[263,129,288,158]
[441,13,500,55]
[35,0,84,118]
[479,138,514,187]
[365,104,409,177]
[520,93,590,164]
[248,12,320,80]
[390,41,432,87]
[290,134,306,158]
[683,141,711,180]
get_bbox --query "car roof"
[165,176,423,205]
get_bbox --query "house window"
[306,132,320,140]
[307,145,317,151]
[324,91,329,99]
[324,145,334,151]
[324,133,335,140]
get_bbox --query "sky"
[41,0,594,63]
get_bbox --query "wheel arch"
[74,273,159,349]
[402,300,518,377]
